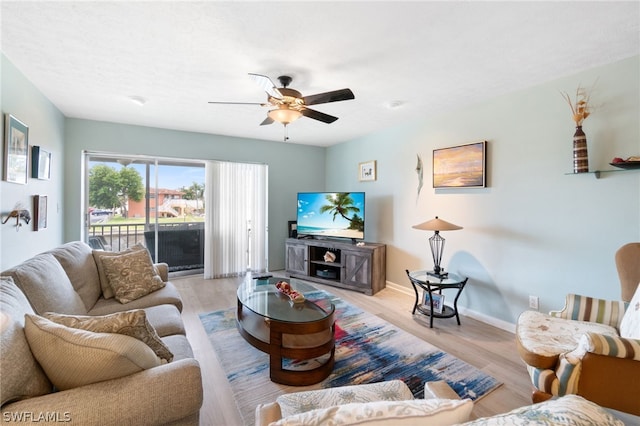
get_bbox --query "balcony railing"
[89,222,204,273]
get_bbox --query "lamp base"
[427,271,449,279]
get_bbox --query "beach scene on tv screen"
[297,192,365,239]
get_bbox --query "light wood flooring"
[172,273,533,426]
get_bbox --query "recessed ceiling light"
[129,96,147,106]
[387,100,405,109]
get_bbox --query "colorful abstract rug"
[199,290,501,425]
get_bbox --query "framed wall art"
[423,291,444,314]
[33,195,47,231]
[288,220,297,238]
[433,141,486,188]
[358,160,377,182]
[3,114,29,184]
[32,146,52,180]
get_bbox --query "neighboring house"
[128,188,185,218]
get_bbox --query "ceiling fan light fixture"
[268,107,302,125]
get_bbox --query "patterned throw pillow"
[460,394,623,426]
[43,310,173,362]
[620,283,640,339]
[277,380,414,418]
[24,314,161,391]
[92,243,146,299]
[100,249,165,304]
[273,398,473,426]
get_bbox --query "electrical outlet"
[529,295,539,311]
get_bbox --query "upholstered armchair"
[515,243,640,415]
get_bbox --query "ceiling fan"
[208,74,355,129]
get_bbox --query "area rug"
[199,290,501,425]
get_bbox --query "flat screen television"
[296,192,365,241]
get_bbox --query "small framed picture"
[33,195,48,231]
[423,291,444,314]
[288,220,297,238]
[32,146,52,180]
[3,114,29,184]
[358,160,377,181]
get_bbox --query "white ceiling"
[1,1,638,147]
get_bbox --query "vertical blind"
[204,160,268,279]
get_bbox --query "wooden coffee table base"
[237,301,336,386]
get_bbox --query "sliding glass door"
[83,152,268,278]
[83,152,206,274]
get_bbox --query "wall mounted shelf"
[564,168,639,179]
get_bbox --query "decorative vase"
[573,125,589,173]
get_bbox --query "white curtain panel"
[204,160,268,279]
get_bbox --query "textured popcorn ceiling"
[1,1,638,146]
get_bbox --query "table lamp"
[412,216,462,278]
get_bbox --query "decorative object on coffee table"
[412,216,462,278]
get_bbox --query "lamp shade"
[268,107,302,125]
[412,216,462,232]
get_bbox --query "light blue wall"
[327,55,640,326]
[1,55,66,269]
[63,119,326,271]
[4,51,639,328]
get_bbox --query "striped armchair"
[516,285,640,415]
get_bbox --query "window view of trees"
[88,165,144,218]
[87,158,206,273]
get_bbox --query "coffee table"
[236,275,335,386]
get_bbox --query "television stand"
[285,238,386,295]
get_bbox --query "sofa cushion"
[100,249,165,304]
[272,398,473,426]
[43,310,173,362]
[0,277,52,406]
[620,283,640,339]
[515,310,619,369]
[48,241,101,311]
[24,314,161,391]
[88,282,184,315]
[161,334,195,361]
[460,394,623,425]
[140,304,186,337]
[276,380,414,418]
[6,253,87,315]
[93,243,147,299]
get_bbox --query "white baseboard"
[385,280,515,334]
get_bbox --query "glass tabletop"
[237,276,334,323]
[409,270,465,284]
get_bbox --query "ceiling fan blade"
[208,101,267,106]
[248,73,283,99]
[301,108,338,123]
[303,88,354,106]
[260,116,274,126]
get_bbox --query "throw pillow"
[92,243,146,299]
[43,310,173,362]
[277,380,414,418]
[100,248,165,304]
[620,283,640,339]
[273,398,473,426]
[460,394,623,426]
[24,314,161,391]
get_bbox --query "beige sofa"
[1,241,202,425]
